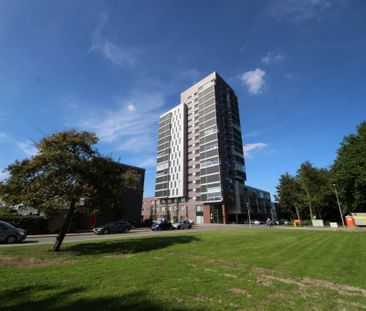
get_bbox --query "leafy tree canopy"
[276,173,304,220]
[276,121,366,222]
[0,129,141,251]
[331,122,366,212]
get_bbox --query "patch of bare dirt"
[228,287,251,297]
[251,266,366,298]
[171,252,366,300]
[179,253,245,270]
[186,263,197,268]
[105,253,134,259]
[302,277,366,297]
[268,290,292,299]
[0,255,74,268]
[336,299,366,310]
[194,295,216,303]
[256,277,273,287]
[210,258,248,271]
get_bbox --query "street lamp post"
[246,202,251,229]
[333,184,345,228]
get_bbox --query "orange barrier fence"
[293,219,301,227]
[345,215,356,227]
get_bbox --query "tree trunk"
[52,199,76,252]
[305,190,314,219]
[295,205,301,224]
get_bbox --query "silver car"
[0,220,27,243]
[172,220,192,230]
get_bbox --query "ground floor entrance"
[203,203,228,224]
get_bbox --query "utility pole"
[246,202,251,229]
[333,184,345,228]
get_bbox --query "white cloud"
[179,69,202,82]
[90,14,139,67]
[80,91,165,153]
[239,69,266,95]
[127,104,136,112]
[137,157,157,168]
[261,52,284,64]
[283,73,294,80]
[243,143,268,158]
[267,0,345,22]
[17,140,38,157]
[119,137,152,152]
[0,170,8,181]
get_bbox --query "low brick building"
[142,184,274,224]
[48,163,145,232]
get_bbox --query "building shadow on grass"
[62,235,200,257]
[0,285,203,311]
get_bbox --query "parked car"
[278,219,290,225]
[172,220,192,230]
[0,220,27,244]
[151,219,173,231]
[93,220,132,234]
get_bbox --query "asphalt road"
[0,224,251,247]
[1,224,358,247]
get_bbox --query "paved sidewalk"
[27,227,150,238]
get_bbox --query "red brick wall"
[203,205,211,224]
[222,203,228,224]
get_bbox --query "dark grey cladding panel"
[199,111,216,123]
[199,133,217,145]
[155,190,169,198]
[200,165,220,176]
[156,175,169,183]
[200,149,219,160]
[158,142,170,151]
[199,104,216,118]
[157,155,169,163]
[200,173,220,184]
[158,136,171,146]
[159,113,172,123]
[198,92,215,104]
[199,118,217,130]
[198,85,215,98]
[200,182,221,193]
[155,182,169,190]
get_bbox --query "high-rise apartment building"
[154,72,248,224]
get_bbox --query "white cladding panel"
[168,104,185,198]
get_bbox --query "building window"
[201,158,219,168]
[196,205,203,216]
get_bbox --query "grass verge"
[1,228,365,310]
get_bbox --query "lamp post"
[246,202,251,229]
[333,184,345,228]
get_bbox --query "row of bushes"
[0,215,49,234]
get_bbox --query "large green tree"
[276,173,304,221]
[297,162,332,219]
[0,130,141,251]
[331,121,366,213]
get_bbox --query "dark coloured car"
[151,220,173,231]
[0,220,27,243]
[93,220,132,234]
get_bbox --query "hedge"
[0,216,48,234]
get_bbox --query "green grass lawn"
[1,228,366,310]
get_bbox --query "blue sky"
[0,0,365,199]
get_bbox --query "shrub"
[0,215,48,234]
